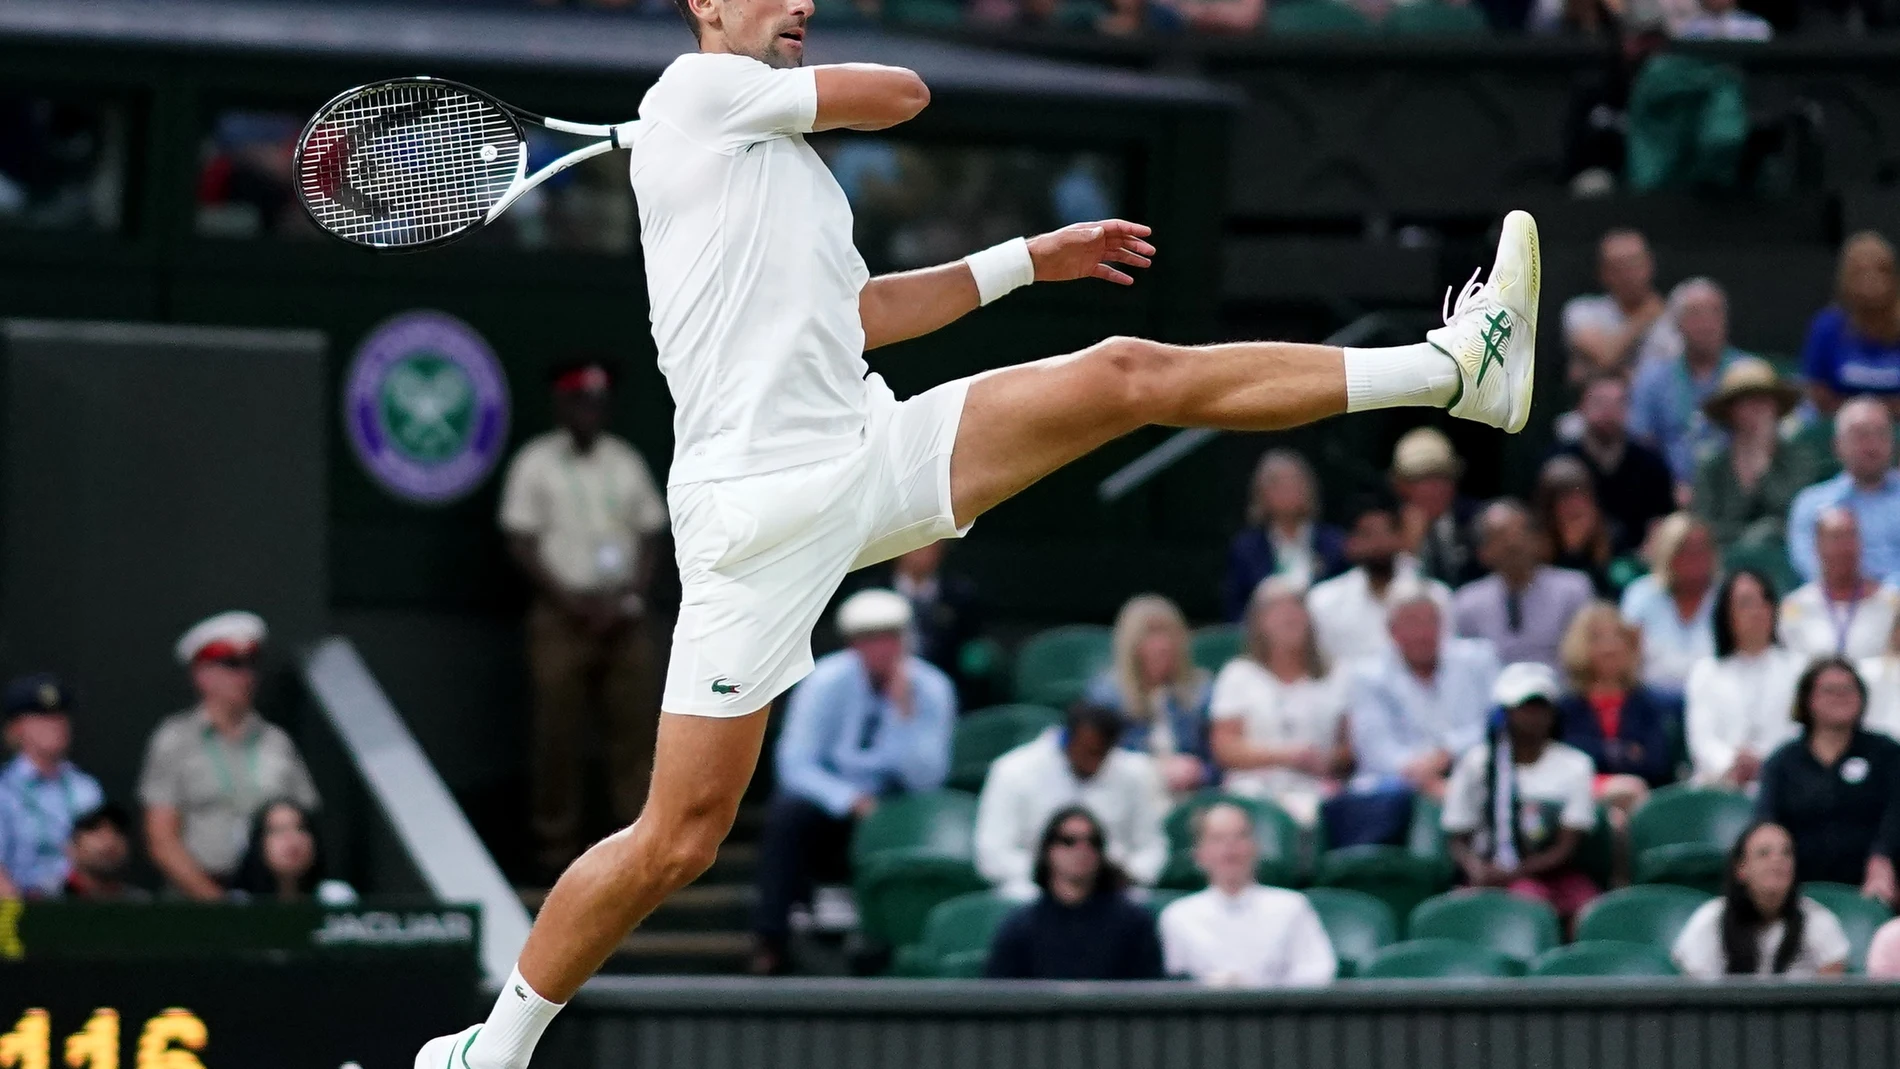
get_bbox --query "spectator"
[1779,507,1900,661]
[1443,663,1600,924]
[498,358,669,877]
[140,611,319,900]
[1756,658,1900,904]
[1869,917,1900,977]
[1086,595,1211,795]
[1307,494,1451,665]
[983,805,1164,980]
[1222,450,1347,620]
[1533,456,1624,597]
[1618,512,1720,693]
[1684,571,1804,788]
[753,590,955,974]
[230,799,325,901]
[1854,615,1900,741]
[878,540,985,707]
[1691,358,1815,550]
[1788,397,1900,585]
[975,703,1167,899]
[1332,581,1500,848]
[1207,578,1352,827]
[1556,372,1677,548]
[1802,233,1900,417]
[1628,279,1747,487]
[1154,0,1266,32]
[62,804,146,902]
[1671,821,1850,978]
[1453,500,1595,671]
[0,675,103,899]
[1675,0,1774,38]
[1157,802,1336,987]
[1562,229,1676,383]
[1556,603,1680,813]
[1391,427,1481,588]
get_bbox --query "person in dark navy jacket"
[1222,450,1347,620]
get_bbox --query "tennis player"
[420,0,1538,1063]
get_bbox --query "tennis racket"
[294,76,637,252]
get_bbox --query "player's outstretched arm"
[860,220,1155,350]
[812,65,931,132]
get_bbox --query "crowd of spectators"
[0,611,346,905]
[739,220,1900,984]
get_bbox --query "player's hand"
[1028,220,1155,286]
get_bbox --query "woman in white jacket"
[1684,569,1807,788]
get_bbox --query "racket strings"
[298,81,520,248]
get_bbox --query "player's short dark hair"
[673,0,703,40]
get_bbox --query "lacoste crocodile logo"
[711,677,742,696]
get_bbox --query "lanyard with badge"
[203,724,262,845]
[15,773,77,862]
[559,450,630,582]
[1825,589,1864,656]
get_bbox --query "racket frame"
[294,76,635,253]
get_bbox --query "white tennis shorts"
[661,373,971,716]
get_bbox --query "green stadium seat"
[946,704,1063,793]
[1628,787,1753,893]
[1190,624,1245,675]
[936,948,989,978]
[1159,794,1307,890]
[850,790,978,868]
[1802,882,1896,973]
[1267,1,1375,33]
[1303,888,1398,978]
[1528,941,1678,978]
[1012,625,1112,708]
[807,0,875,24]
[1576,884,1712,947]
[884,0,964,25]
[1313,797,1454,932]
[1355,938,1521,980]
[1408,890,1561,964]
[1384,2,1491,33]
[854,852,989,951]
[896,891,1018,977]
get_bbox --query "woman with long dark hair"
[1684,569,1804,787]
[1671,821,1849,978]
[1756,657,1900,906]
[984,805,1163,980]
[230,799,324,901]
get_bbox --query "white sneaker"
[1429,209,1541,433]
[415,1025,481,1069]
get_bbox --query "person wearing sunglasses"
[137,611,319,900]
[984,805,1163,980]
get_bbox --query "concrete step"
[604,930,754,975]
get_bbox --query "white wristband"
[965,237,1035,306]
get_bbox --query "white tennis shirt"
[629,52,873,486]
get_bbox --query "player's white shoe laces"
[1428,209,1541,434]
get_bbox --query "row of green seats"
[1269,1,1490,34]
[1011,624,1240,709]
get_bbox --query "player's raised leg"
[417,707,771,1069]
[948,210,1540,526]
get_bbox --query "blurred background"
[3,0,1900,1066]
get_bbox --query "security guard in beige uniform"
[499,360,669,874]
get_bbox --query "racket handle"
[541,118,642,147]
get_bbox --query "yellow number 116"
[0,1009,207,1069]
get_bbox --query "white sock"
[1343,343,1459,413]
[466,966,565,1069]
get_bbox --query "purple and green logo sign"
[345,310,509,504]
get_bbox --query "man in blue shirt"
[751,589,956,974]
[0,674,104,899]
[1788,397,1900,584]
[1628,278,1746,486]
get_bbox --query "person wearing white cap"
[1390,427,1481,587]
[1441,662,1601,924]
[749,589,955,975]
[137,610,318,900]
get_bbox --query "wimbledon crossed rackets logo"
[345,310,510,504]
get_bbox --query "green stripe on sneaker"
[454,1028,480,1069]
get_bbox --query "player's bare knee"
[1089,335,1181,424]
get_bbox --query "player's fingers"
[1106,249,1152,268]
[1093,263,1135,285]
[1098,219,1153,237]
[1122,238,1157,257]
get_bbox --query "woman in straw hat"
[1690,357,1822,550]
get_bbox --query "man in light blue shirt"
[1627,279,1746,485]
[752,589,956,974]
[1788,397,1900,584]
[0,674,105,898]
